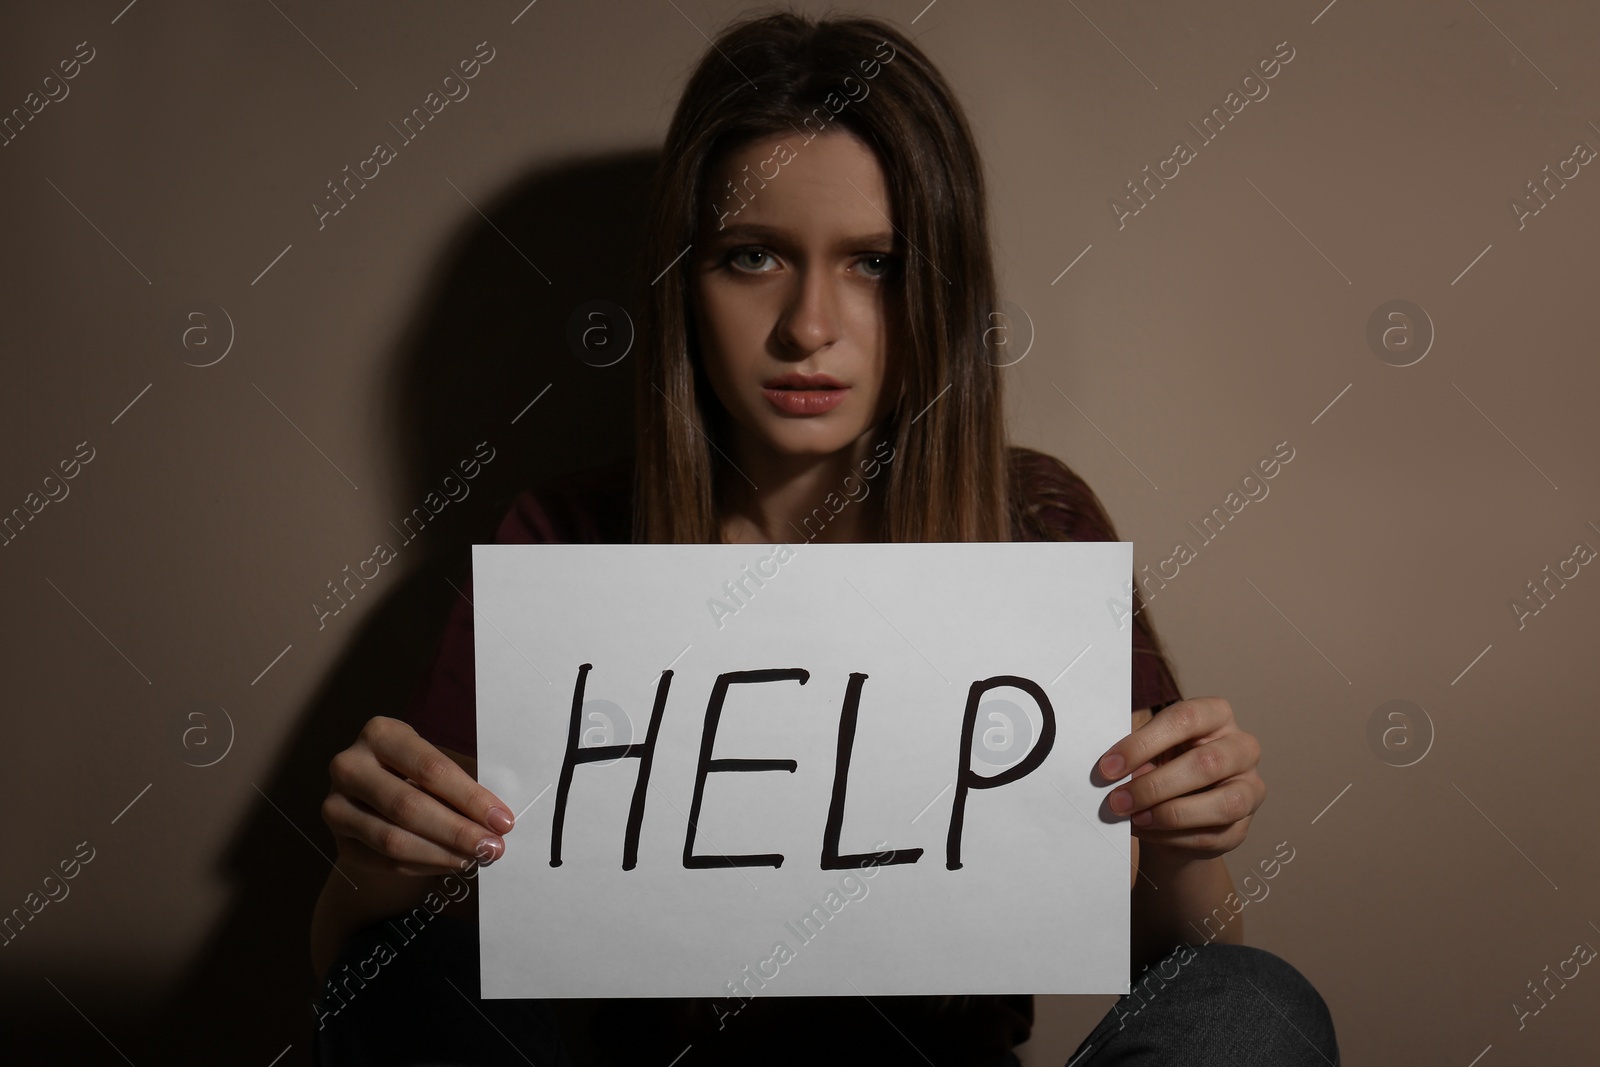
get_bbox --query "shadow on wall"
[11,149,659,1065]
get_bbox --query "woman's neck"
[716,432,886,545]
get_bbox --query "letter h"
[549,663,672,870]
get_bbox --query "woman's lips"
[761,372,849,415]
[762,386,849,415]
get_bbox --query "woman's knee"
[1095,942,1337,1065]
[1186,944,1338,1055]
[1198,945,1327,999]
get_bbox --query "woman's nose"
[778,268,841,353]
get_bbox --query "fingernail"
[1131,810,1154,827]
[1101,753,1125,778]
[476,837,502,863]
[1109,789,1133,813]
[486,806,514,834]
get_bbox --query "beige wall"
[2,1,1596,1063]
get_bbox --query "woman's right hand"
[321,715,515,877]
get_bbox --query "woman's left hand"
[1100,696,1264,862]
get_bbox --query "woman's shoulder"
[491,456,634,545]
[1007,445,1121,542]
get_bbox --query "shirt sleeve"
[402,490,564,760]
[1016,451,1185,712]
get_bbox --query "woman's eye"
[858,254,900,280]
[727,247,775,273]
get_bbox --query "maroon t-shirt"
[403,447,1183,1065]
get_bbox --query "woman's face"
[691,129,903,463]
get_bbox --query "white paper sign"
[472,541,1132,999]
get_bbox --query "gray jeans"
[1067,940,1339,1065]
[312,917,1336,1066]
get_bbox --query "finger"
[1129,774,1264,831]
[437,745,478,779]
[331,735,507,863]
[1099,698,1227,779]
[362,716,516,835]
[1110,733,1258,816]
[340,833,485,879]
[323,792,487,875]
[1131,819,1251,857]
[339,751,506,863]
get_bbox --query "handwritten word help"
[548,665,1057,873]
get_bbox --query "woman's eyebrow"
[706,221,896,249]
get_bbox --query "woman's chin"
[758,427,865,460]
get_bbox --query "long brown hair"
[627,9,1182,685]
[633,9,1012,544]
[630,13,1184,1023]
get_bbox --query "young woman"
[310,12,1338,1066]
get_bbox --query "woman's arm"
[311,725,511,986]
[1130,841,1242,971]
[310,833,479,985]
[1115,699,1262,972]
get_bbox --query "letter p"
[946,676,1056,869]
